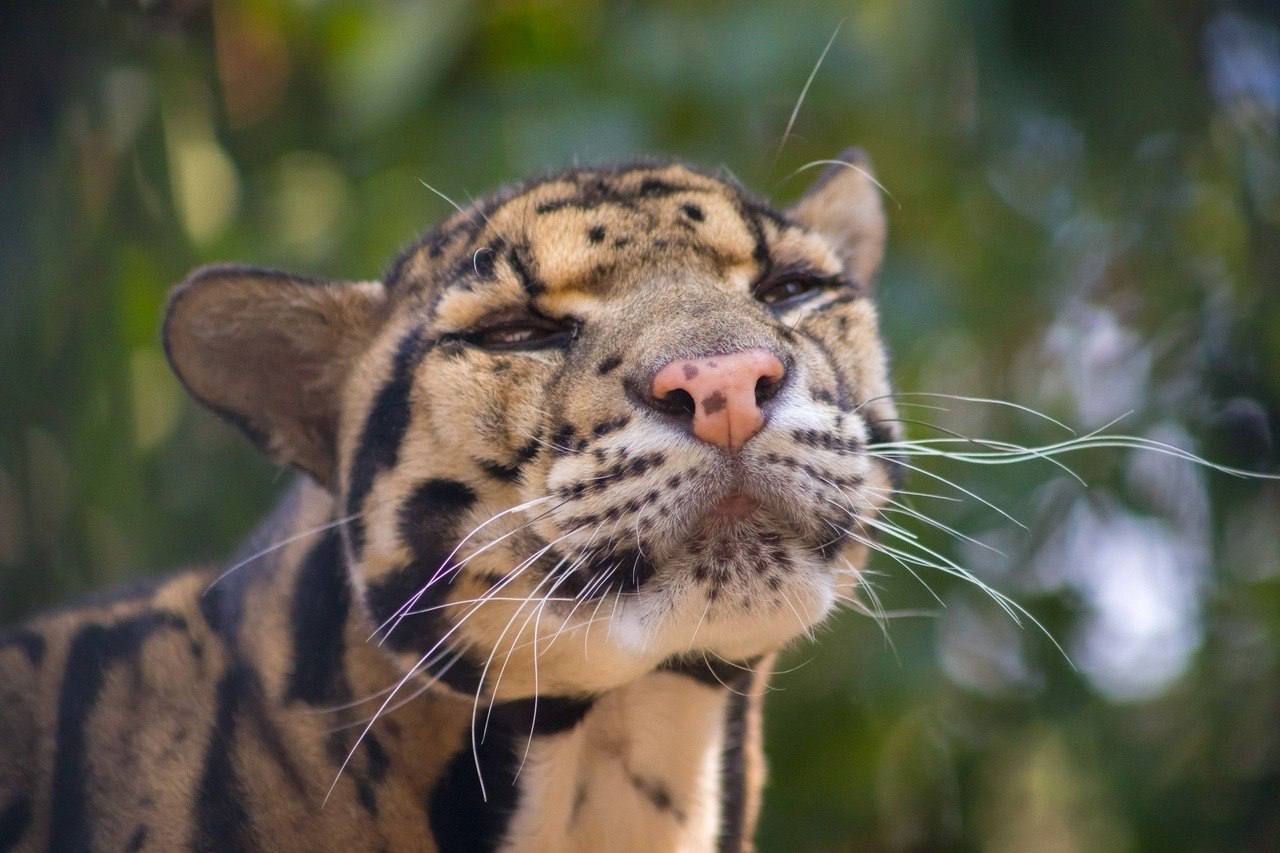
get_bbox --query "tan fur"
[0,158,897,851]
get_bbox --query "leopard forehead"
[383,161,835,311]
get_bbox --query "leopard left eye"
[754,276,827,309]
[467,316,576,351]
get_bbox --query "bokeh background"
[3,0,1280,849]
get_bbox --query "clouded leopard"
[0,151,899,852]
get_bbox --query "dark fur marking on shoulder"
[0,797,32,852]
[50,612,187,851]
[717,685,751,853]
[193,664,256,851]
[492,695,595,736]
[587,225,606,244]
[427,696,592,850]
[346,325,434,558]
[429,718,521,853]
[284,528,351,705]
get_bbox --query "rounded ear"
[787,147,887,287]
[163,264,389,489]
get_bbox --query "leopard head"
[165,153,899,699]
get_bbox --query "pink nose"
[651,348,786,452]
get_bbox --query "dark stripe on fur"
[346,325,433,558]
[492,696,595,736]
[362,478,484,690]
[193,664,256,851]
[285,529,351,705]
[428,720,521,853]
[427,695,590,851]
[50,613,186,852]
[0,797,32,853]
[717,686,751,853]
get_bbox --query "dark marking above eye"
[587,225,606,244]
[639,178,677,196]
[507,246,545,297]
[702,391,727,414]
[597,354,622,375]
[682,364,699,380]
[681,203,704,222]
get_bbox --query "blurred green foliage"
[3,0,1279,849]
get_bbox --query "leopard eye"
[468,316,576,351]
[754,276,827,308]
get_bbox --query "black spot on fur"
[346,325,433,558]
[587,225,606,243]
[478,459,522,482]
[550,423,577,454]
[681,203,705,221]
[0,797,32,851]
[284,529,350,705]
[597,354,622,375]
[591,415,629,437]
[51,612,187,852]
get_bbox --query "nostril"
[755,374,782,406]
[653,387,696,418]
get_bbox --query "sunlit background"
[3,0,1279,849]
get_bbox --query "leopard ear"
[788,147,887,287]
[163,265,389,489]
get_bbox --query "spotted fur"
[0,153,898,852]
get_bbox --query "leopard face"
[165,155,898,701]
